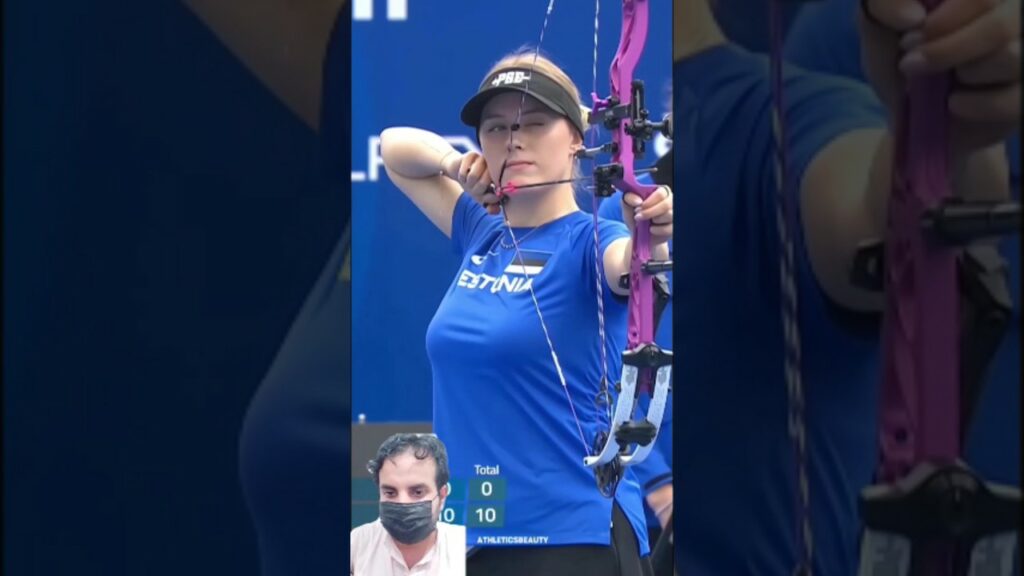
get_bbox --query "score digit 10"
[468,504,504,527]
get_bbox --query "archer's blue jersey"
[784,0,1021,489]
[672,44,886,575]
[426,192,650,554]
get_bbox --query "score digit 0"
[470,478,505,500]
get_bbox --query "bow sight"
[577,79,673,198]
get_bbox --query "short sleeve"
[783,0,864,81]
[450,191,501,257]
[597,217,630,253]
[589,218,631,283]
[780,69,887,195]
[669,43,889,341]
[597,191,624,221]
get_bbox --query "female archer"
[379,49,672,576]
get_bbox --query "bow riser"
[879,3,958,484]
[607,1,661,348]
[857,0,1022,573]
[578,1,673,483]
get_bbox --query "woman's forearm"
[865,135,1010,243]
[604,238,671,297]
[802,124,1011,313]
[379,127,461,181]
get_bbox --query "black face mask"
[379,496,438,545]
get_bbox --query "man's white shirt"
[351,519,466,576]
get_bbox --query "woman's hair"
[485,46,589,192]
[485,47,584,109]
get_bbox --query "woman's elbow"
[378,127,407,167]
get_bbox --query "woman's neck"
[501,183,579,227]
[675,0,727,61]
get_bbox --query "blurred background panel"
[3,0,344,573]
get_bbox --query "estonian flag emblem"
[503,253,549,276]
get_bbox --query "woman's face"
[478,92,580,191]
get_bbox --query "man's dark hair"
[367,433,450,491]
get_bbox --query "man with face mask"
[352,433,466,575]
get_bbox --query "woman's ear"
[570,131,584,154]
[579,104,591,126]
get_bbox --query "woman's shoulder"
[545,212,630,269]
[550,210,628,246]
[564,209,628,231]
[452,191,505,251]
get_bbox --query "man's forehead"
[379,451,437,482]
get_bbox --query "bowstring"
[498,0,590,455]
[768,2,813,574]
[589,0,615,437]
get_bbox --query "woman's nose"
[506,136,524,152]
